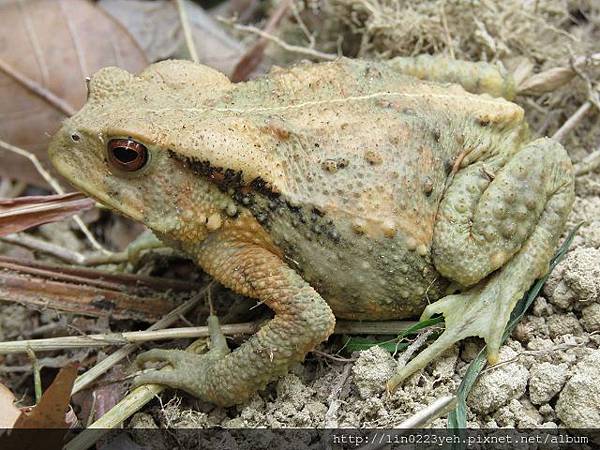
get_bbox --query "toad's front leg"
[388,138,574,391]
[135,232,335,406]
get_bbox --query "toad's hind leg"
[387,54,516,99]
[387,138,574,391]
[134,231,335,406]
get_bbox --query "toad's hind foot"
[387,277,515,393]
[387,138,574,393]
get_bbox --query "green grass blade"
[342,315,444,354]
[447,224,581,443]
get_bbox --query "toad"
[48,55,574,406]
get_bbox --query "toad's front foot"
[134,315,230,403]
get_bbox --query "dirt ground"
[0,0,599,442]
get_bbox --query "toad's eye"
[107,139,148,172]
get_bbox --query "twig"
[0,138,64,194]
[0,138,109,254]
[440,4,454,59]
[397,395,456,428]
[0,255,201,293]
[0,56,76,116]
[290,2,316,48]
[0,319,418,354]
[359,396,457,450]
[552,100,593,143]
[0,233,130,265]
[324,363,353,428]
[174,0,199,64]
[0,323,258,354]
[26,348,42,404]
[229,22,337,61]
[229,0,294,82]
[311,349,356,362]
[574,146,600,176]
[64,341,208,450]
[1,233,87,264]
[71,285,212,395]
[395,328,435,365]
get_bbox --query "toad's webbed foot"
[388,273,520,391]
[388,138,574,392]
[134,316,230,399]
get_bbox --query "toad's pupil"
[107,139,148,171]
[114,146,138,163]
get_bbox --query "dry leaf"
[0,384,21,429]
[518,67,576,95]
[100,0,244,76]
[0,366,77,450]
[0,0,148,187]
[14,364,78,429]
[0,192,94,236]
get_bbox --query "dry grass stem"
[0,232,132,265]
[360,396,457,450]
[396,395,457,428]
[26,348,42,404]
[0,319,417,354]
[174,0,199,63]
[324,363,353,427]
[552,101,593,143]
[230,22,337,60]
[574,147,600,176]
[1,232,88,264]
[395,328,435,364]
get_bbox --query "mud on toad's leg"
[135,233,335,407]
[387,54,517,99]
[387,138,574,391]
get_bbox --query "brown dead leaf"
[99,0,244,76]
[0,365,78,450]
[0,383,21,429]
[0,192,94,237]
[14,364,78,429]
[0,0,148,187]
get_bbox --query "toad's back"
[212,59,526,319]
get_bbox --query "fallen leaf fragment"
[100,0,244,76]
[14,364,78,429]
[0,383,21,428]
[0,365,78,450]
[0,193,95,236]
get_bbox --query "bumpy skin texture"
[48,56,574,406]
